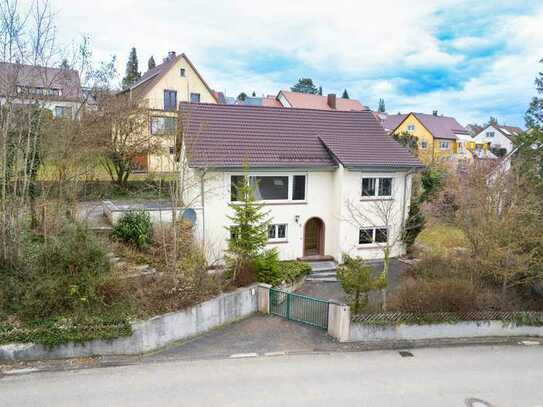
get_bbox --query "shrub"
[280,261,311,283]
[253,249,281,285]
[388,278,476,313]
[113,211,152,249]
[337,254,386,314]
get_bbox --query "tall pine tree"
[225,166,270,285]
[341,89,349,99]
[148,56,156,70]
[291,78,319,94]
[122,47,141,89]
[378,98,386,113]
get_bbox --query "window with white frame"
[420,141,428,149]
[359,227,388,245]
[180,68,186,77]
[190,93,201,103]
[361,177,392,198]
[440,141,449,150]
[230,174,306,202]
[268,224,287,241]
[407,124,415,132]
[486,131,495,138]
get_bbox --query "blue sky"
[53,0,543,127]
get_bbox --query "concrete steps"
[305,260,338,283]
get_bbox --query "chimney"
[164,51,176,62]
[432,110,438,116]
[327,93,336,109]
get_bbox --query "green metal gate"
[269,288,329,329]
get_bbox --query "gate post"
[257,283,272,314]
[328,302,351,342]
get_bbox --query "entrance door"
[303,217,324,257]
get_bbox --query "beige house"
[118,51,218,172]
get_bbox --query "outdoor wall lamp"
[294,215,300,224]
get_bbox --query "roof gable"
[118,53,218,103]
[392,112,468,140]
[180,103,421,169]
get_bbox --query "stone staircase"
[305,260,338,283]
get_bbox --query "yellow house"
[118,51,218,172]
[385,112,471,164]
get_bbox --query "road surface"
[1,345,542,406]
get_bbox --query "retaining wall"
[349,320,543,342]
[0,285,259,361]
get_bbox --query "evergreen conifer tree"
[121,47,141,89]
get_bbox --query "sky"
[50,0,543,127]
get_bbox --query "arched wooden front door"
[303,217,325,257]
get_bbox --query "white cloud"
[48,0,543,126]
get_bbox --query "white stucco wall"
[473,125,514,153]
[190,166,413,263]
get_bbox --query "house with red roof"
[472,124,523,156]
[179,103,421,262]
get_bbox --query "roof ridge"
[179,101,370,114]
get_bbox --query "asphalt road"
[1,344,542,406]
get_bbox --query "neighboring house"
[388,112,472,163]
[275,90,365,111]
[376,112,407,133]
[180,103,421,263]
[232,91,364,111]
[473,124,523,156]
[117,51,218,172]
[0,62,83,119]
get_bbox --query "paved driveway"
[296,258,408,305]
[147,314,337,362]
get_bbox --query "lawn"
[416,222,468,256]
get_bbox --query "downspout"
[200,170,206,248]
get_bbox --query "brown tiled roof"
[0,62,81,101]
[279,90,365,111]
[391,112,469,140]
[378,113,407,133]
[180,103,421,169]
[261,96,282,107]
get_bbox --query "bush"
[388,278,477,313]
[253,249,311,286]
[113,211,152,249]
[253,249,281,285]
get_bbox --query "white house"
[473,124,523,155]
[179,103,422,263]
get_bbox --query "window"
[359,227,388,245]
[151,116,176,135]
[361,178,376,197]
[230,174,306,202]
[440,141,449,150]
[486,131,495,138]
[180,68,186,77]
[292,175,306,201]
[190,93,201,103]
[407,124,415,132]
[54,105,72,118]
[164,90,177,111]
[268,224,287,241]
[420,141,428,149]
[362,177,392,198]
[169,146,175,155]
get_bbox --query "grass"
[416,222,468,256]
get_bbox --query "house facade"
[180,103,421,262]
[387,112,472,163]
[118,51,218,172]
[472,124,522,156]
[0,62,83,119]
